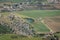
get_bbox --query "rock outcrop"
[0,13,34,36]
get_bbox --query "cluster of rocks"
[42,34,59,40]
[0,3,24,12]
[0,13,34,36]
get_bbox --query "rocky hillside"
[0,13,34,36]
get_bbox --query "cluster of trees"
[0,24,12,34]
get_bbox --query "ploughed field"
[43,16,60,33]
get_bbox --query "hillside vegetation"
[0,34,42,40]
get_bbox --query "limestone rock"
[0,13,34,36]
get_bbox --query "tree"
[0,24,12,34]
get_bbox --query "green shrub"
[0,24,12,34]
[11,35,18,39]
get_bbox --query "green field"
[0,34,42,40]
[0,34,60,40]
[1,10,60,33]
[16,10,60,32]
[17,10,60,18]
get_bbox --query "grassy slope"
[0,34,42,40]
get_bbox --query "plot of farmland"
[50,17,60,22]
[43,17,60,33]
[17,10,60,18]
[16,10,60,33]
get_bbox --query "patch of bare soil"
[43,16,60,33]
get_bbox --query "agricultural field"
[17,10,60,18]
[0,0,60,39]
[16,10,60,33]
[1,10,60,33]
[43,16,60,33]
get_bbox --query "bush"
[11,35,18,39]
[0,25,12,34]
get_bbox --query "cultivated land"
[0,10,60,40]
[43,16,60,33]
[17,10,60,33]
[1,10,60,33]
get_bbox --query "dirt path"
[41,20,53,33]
